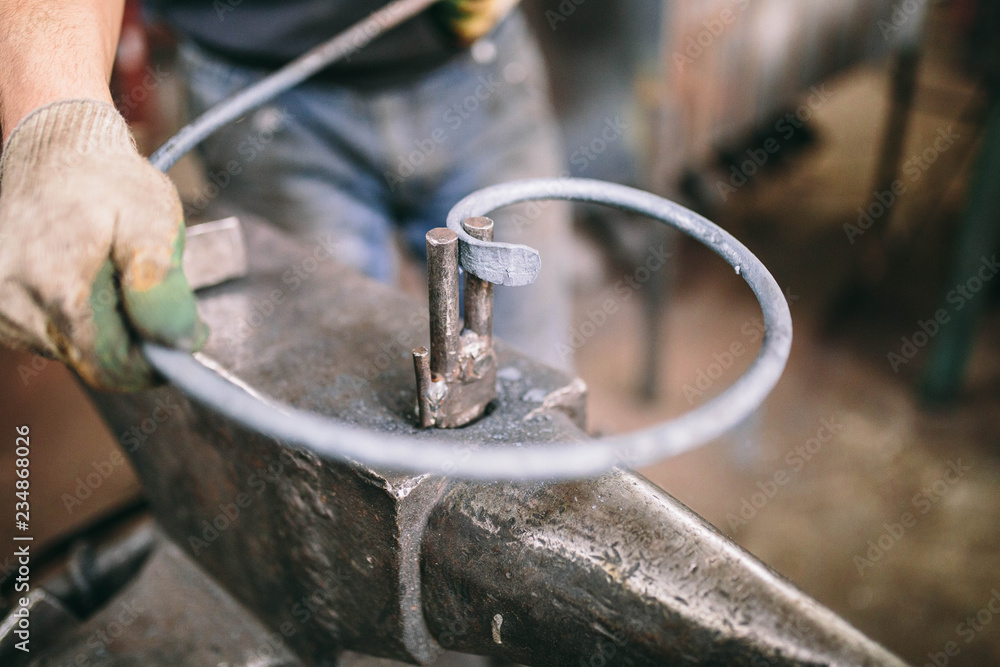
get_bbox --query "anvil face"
[83,221,903,666]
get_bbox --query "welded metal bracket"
[413,217,498,428]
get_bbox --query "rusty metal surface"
[85,221,903,665]
[29,537,303,667]
[423,471,906,666]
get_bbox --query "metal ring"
[145,178,790,480]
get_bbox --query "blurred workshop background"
[3,0,1000,664]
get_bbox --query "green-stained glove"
[437,0,521,46]
[0,100,207,391]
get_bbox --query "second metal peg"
[463,217,494,338]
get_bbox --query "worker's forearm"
[0,0,125,142]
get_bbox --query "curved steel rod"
[144,178,791,479]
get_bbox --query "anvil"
[7,219,905,666]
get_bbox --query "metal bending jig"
[414,218,498,428]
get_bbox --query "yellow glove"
[438,0,521,46]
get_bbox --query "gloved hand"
[0,100,206,391]
[437,0,520,45]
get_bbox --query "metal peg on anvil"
[413,217,498,428]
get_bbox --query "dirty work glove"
[436,0,521,45]
[0,100,207,391]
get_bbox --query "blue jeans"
[178,13,572,370]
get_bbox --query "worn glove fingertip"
[119,218,209,352]
[122,264,208,352]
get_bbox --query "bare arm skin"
[0,0,124,142]
[0,0,205,390]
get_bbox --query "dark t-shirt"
[147,0,463,85]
